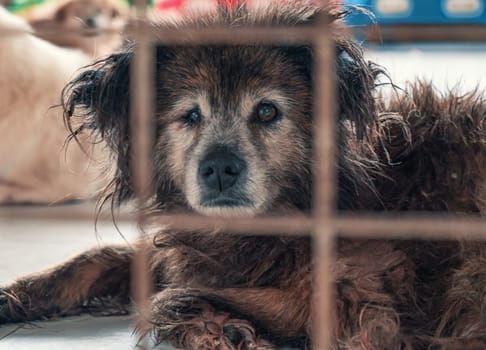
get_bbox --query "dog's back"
[376,82,486,214]
[0,8,108,203]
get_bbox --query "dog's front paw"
[144,288,276,350]
[0,290,6,322]
[157,310,275,350]
[0,288,14,324]
[221,319,276,350]
[0,287,28,325]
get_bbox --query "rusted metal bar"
[311,7,336,349]
[146,213,486,240]
[0,203,135,222]
[359,24,486,43]
[129,0,154,348]
[0,25,123,37]
[126,20,320,44]
[2,206,486,240]
[3,16,486,44]
[0,19,319,43]
[336,214,486,240]
[145,212,313,235]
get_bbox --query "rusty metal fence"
[2,0,486,349]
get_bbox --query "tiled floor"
[1,43,486,349]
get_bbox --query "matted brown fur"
[1,1,486,349]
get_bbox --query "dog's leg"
[142,287,404,349]
[142,242,415,350]
[331,240,418,349]
[139,287,311,350]
[0,245,133,324]
[435,242,486,342]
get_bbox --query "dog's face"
[65,4,380,216]
[153,46,313,216]
[55,0,122,33]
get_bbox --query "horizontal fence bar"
[336,214,486,240]
[0,26,123,37]
[145,212,314,234]
[125,20,323,44]
[147,213,486,240]
[0,204,136,222]
[3,20,486,44]
[359,24,486,43]
[0,19,324,44]
[3,205,486,240]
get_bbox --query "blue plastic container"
[344,0,486,25]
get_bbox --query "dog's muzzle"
[197,147,250,207]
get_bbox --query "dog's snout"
[199,150,246,193]
[85,17,97,28]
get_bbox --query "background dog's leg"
[140,287,311,350]
[0,246,133,324]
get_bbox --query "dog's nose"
[198,150,246,193]
[85,17,97,28]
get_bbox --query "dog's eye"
[256,102,279,124]
[183,109,201,126]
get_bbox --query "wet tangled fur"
[2,1,486,349]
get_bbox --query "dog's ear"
[55,3,71,22]
[286,5,380,139]
[335,41,380,139]
[63,49,133,202]
[284,41,379,139]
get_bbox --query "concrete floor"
[0,213,141,350]
[0,316,136,350]
[1,43,486,349]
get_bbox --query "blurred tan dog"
[0,7,108,204]
[29,0,125,59]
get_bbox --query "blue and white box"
[344,0,486,25]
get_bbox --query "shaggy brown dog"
[1,1,486,349]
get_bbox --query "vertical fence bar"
[129,0,154,348]
[312,5,337,349]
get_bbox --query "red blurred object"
[154,0,341,13]
[218,0,239,8]
[156,0,184,10]
[155,0,240,11]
